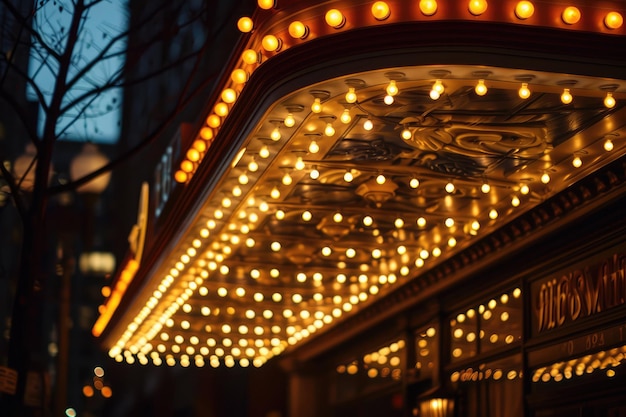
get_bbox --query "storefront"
[93,1,626,415]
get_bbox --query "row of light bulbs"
[532,345,626,382]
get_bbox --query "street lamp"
[69,143,111,194]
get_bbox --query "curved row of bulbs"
[175,0,624,186]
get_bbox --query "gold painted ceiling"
[96,0,626,368]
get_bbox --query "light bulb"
[295,156,305,170]
[520,184,530,195]
[386,80,399,96]
[541,173,551,184]
[445,182,455,193]
[561,88,573,104]
[562,7,581,25]
[309,140,320,154]
[325,9,345,28]
[430,80,444,100]
[363,119,373,131]
[604,139,614,151]
[221,88,237,103]
[259,146,270,159]
[324,123,335,136]
[371,1,390,20]
[241,49,259,65]
[261,35,281,52]
[248,160,258,172]
[231,69,248,84]
[340,109,352,124]
[475,79,487,96]
[270,127,281,141]
[410,178,420,188]
[511,196,520,207]
[419,0,437,16]
[310,167,320,179]
[311,98,322,113]
[344,171,354,182]
[282,172,293,185]
[572,157,582,168]
[288,21,309,39]
[481,182,491,193]
[376,174,386,185]
[284,113,295,127]
[401,128,412,140]
[258,0,275,10]
[515,1,534,20]
[518,83,531,99]
[605,12,623,29]
[237,17,254,33]
[270,186,280,199]
[345,87,357,103]
[604,93,616,109]
[468,0,488,16]
[384,95,394,105]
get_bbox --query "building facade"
[94,1,626,416]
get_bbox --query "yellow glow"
[605,12,624,29]
[221,88,237,104]
[371,2,391,21]
[237,17,253,33]
[561,88,573,104]
[325,9,345,28]
[515,1,534,20]
[288,21,309,39]
[231,69,248,84]
[206,114,221,128]
[363,119,373,130]
[262,35,281,52]
[214,102,229,117]
[419,0,438,16]
[604,93,616,109]
[345,87,357,103]
[475,79,487,96]
[468,0,488,16]
[562,7,581,25]
[311,97,322,113]
[604,139,614,151]
[257,0,275,10]
[241,49,259,65]
[572,156,582,168]
[518,82,531,99]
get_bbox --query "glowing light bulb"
[520,184,530,195]
[401,128,412,140]
[295,156,305,171]
[481,182,491,193]
[261,35,281,52]
[344,171,354,182]
[468,0,488,16]
[340,109,352,124]
[604,139,614,151]
[386,80,399,96]
[562,7,581,25]
[410,178,420,188]
[515,1,534,19]
[604,92,616,109]
[270,127,281,141]
[572,156,582,168]
[345,87,357,103]
[270,186,280,199]
[311,98,322,113]
[384,95,394,105]
[259,145,270,159]
[310,167,320,179]
[284,113,295,127]
[445,182,455,193]
[376,174,386,185]
[258,0,275,10]
[419,0,438,16]
[282,172,293,185]
[333,212,343,223]
[363,119,373,131]
[541,173,551,184]
[221,88,237,103]
[430,79,444,100]
[325,9,345,28]
[248,160,258,172]
[518,83,531,99]
[371,2,390,20]
[288,21,309,39]
[324,123,335,137]
[561,88,573,104]
[475,79,487,96]
[605,12,623,29]
[489,209,498,219]
[511,195,520,207]
[237,17,253,33]
[309,140,320,154]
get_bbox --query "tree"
[0,0,251,415]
